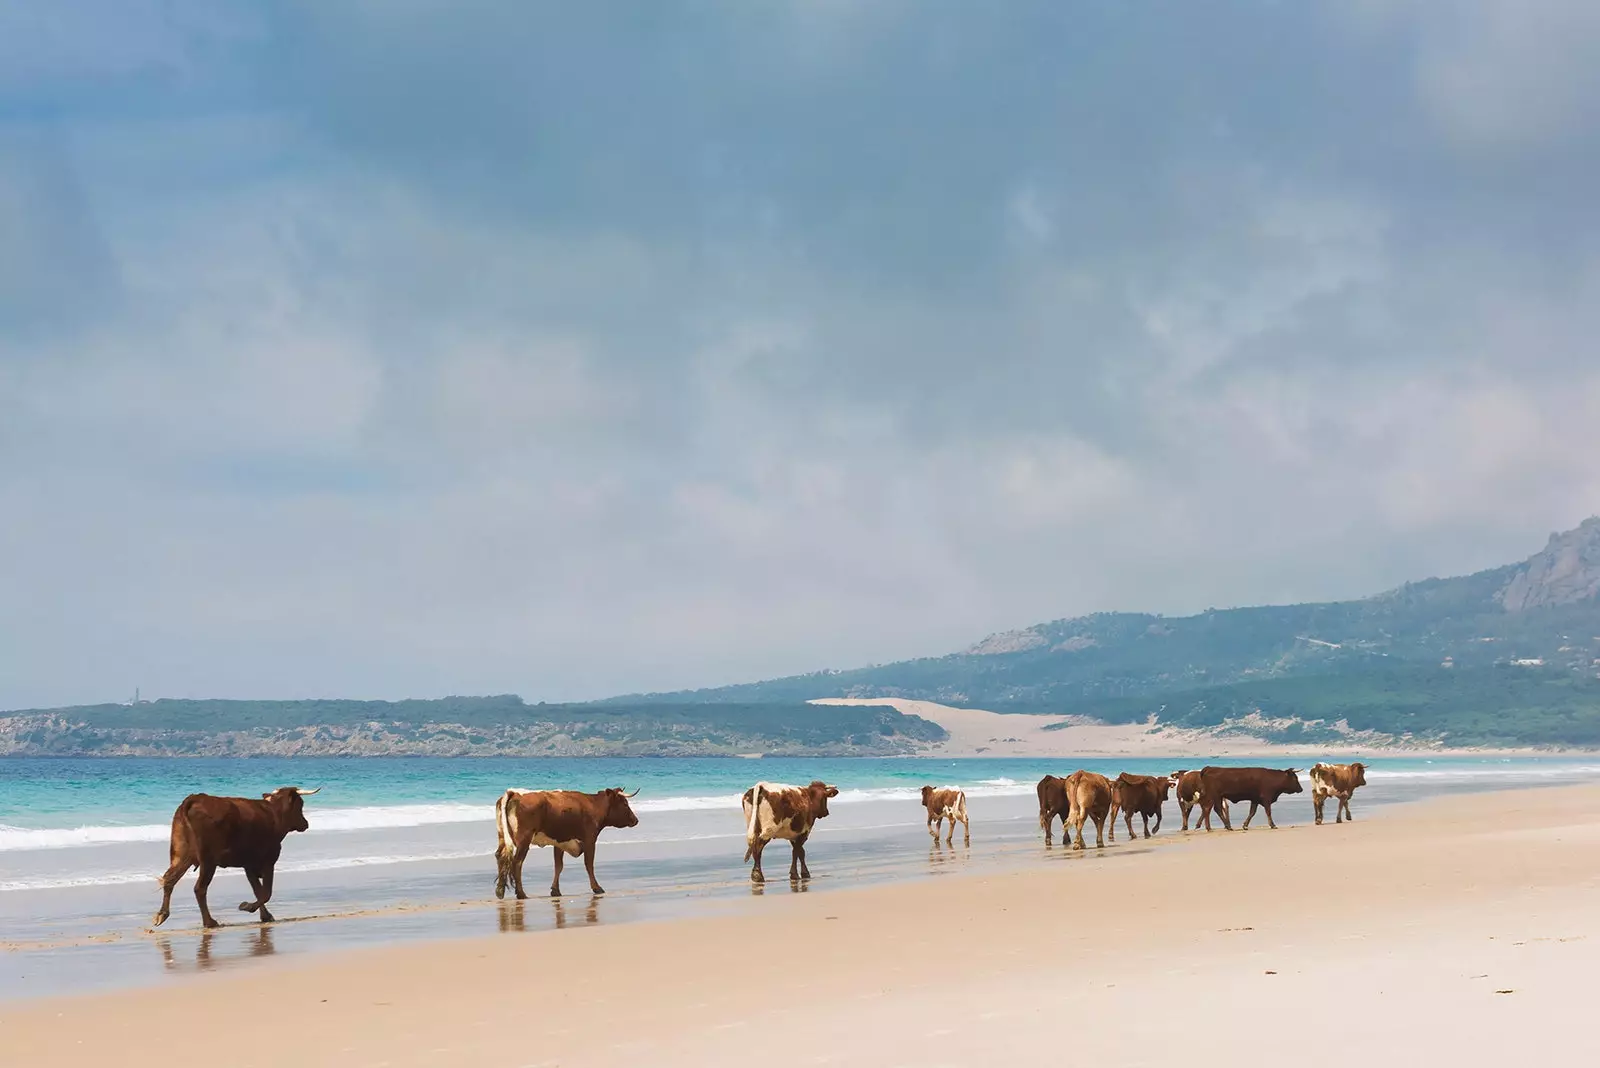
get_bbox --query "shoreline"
[5,781,1599,1065]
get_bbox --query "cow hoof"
[751,873,765,884]
[202,919,222,930]
[549,888,561,898]
[238,901,255,912]
[494,886,506,900]
[591,886,605,896]
[152,913,167,928]
[259,910,275,923]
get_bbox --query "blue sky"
[4,1,1600,708]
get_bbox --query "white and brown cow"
[742,781,839,883]
[1170,769,1227,831]
[1310,762,1368,825]
[920,785,970,845]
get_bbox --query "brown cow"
[1037,774,1072,846]
[920,785,970,845]
[1066,770,1114,850]
[1170,769,1228,831]
[1310,762,1368,824]
[494,787,640,899]
[152,786,319,929]
[1198,766,1303,831]
[742,781,839,883]
[1107,772,1170,841]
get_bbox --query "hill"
[0,698,947,758]
[609,518,1600,747]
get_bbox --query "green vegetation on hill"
[0,698,947,757]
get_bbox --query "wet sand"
[5,782,1600,1066]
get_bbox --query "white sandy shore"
[5,783,1600,1066]
[811,696,1584,757]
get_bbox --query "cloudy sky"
[4,1,1600,709]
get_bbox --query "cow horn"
[625,788,640,798]
[295,787,321,796]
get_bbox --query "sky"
[4,1,1600,709]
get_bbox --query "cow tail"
[495,790,518,872]
[955,790,968,824]
[743,784,764,863]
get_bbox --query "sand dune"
[811,696,1554,757]
[6,783,1600,1065]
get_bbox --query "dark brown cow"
[1198,766,1303,831]
[742,781,839,883]
[1037,774,1072,846]
[920,785,970,845]
[1170,769,1228,831]
[1066,770,1114,850]
[494,787,640,899]
[1310,762,1368,824]
[1107,772,1170,841]
[152,786,319,929]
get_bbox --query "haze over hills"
[611,518,1600,748]
[5,519,1600,754]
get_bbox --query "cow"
[742,780,839,883]
[1107,772,1170,841]
[1198,766,1303,831]
[494,787,640,899]
[1170,769,1228,831]
[152,786,319,930]
[1037,774,1075,846]
[1310,762,1368,825]
[920,785,970,845]
[1066,770,1114,851]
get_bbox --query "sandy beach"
[5,781,1599,1066]
[811,697,1592,758]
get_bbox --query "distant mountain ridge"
[608,518,1600,747]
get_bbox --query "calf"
[1310,762,1368,825]
[920,785,970,845]
[1198,766,1303,831]
[1066,770,1114,851]
[742,781,839,883]
[1037,774,1072,846]
[494,787,640,898]
[1107,772,1170,841]
[153,786,318,929]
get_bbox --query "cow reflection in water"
[496,896,600,933]
[156,925,276,972]
[749,877,809,897]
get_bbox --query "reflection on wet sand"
[156,925,276,973]
[749,877,810,897]
[496,896,602,933]
[927,841,972,873]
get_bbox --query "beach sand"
[5,783,1599,1066]
[810,696,1580,758]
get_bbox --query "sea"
[3,754,1599,1002]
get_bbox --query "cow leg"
[1314,793,1326,825]
[1042,814,1054,847]
[750,838,767,883]
[960,813,970,846]
[1093,814,1106,849]
[1241,800,1259,829]
[1199,800,1213,832]
[1070,813,1086,851]
[1341,796,1354,823]
[791,833,811,880]
[153,857,190,927]
[239,866,276,923]
[581,844,605,896]
[1141,812,1151,839]
[1179,801,1192,832]
[928,811,939,841]
[510,842,531,900]
[1264,801,1278,830]
[193,861,220,929]
[945,815,955,846]
[1152,808,1162,835]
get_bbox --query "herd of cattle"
[147,762,1367,927]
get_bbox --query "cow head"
[920,785,934,805]
[1158,776,1174,801]
[1350,762,1368,787]
[1281,769,1305,794]
[808,781,840,819]
[262,786,319,833]
[602,787,641,829]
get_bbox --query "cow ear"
[826,786,839,797]
[262,792,273,800]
